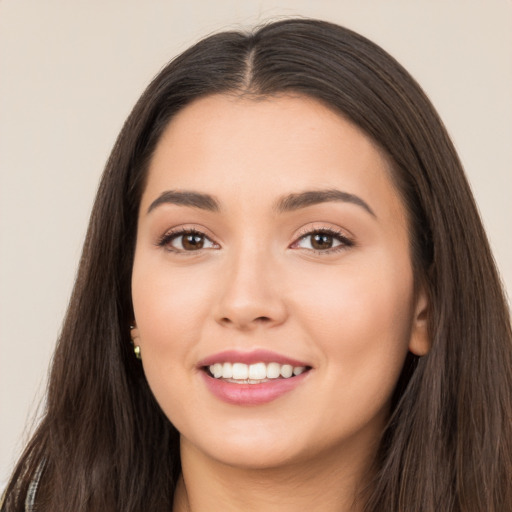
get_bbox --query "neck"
[173,437,376,512]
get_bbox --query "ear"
[130,324,140,343]
[408,286,430,356]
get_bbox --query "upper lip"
[197,349,311,368]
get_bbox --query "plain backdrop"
[1,0,511,488]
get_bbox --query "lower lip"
[200,371,309,405]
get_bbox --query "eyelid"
[155,222,354,255]
[156,224,220,253]
[289,223,355,253]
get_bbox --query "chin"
[205,444,303,470]
[180,423,310,470]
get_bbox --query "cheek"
[132,260,214,351]
[130,256,219,415]
[131,260,215,428]
[291,254,415,398]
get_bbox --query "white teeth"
[232,362,249,380]
[280,364,293,378]
[211,363,223,379]
[222,362,233,378]
[266,362,281,379]
[208,362,308,381]
[249,362,267,380]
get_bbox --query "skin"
[131,94,429,511]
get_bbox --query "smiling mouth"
[204,362,312,384]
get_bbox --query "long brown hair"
[3,18,511,512]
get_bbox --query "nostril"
[219,316,271,326]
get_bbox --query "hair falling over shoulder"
[2,18,512,512]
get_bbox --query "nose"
[214,248,288,331]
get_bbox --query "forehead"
[141,93,404,222]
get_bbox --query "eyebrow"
[275,189,376,217]
[147,190,220,214]
[146,188,375,217]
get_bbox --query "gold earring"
[130,325,141,360]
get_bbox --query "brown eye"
[293,229,352,253]
[311,233,334,250]
[181,233,205,250]
[160,230,217,252]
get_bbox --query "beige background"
[1,0,511,488]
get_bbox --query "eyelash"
[156,228,217,254]
[292,227,354,254]
[156,226,354,255]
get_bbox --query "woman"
[2,18,511,512]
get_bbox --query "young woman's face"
[132,94,428,470]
